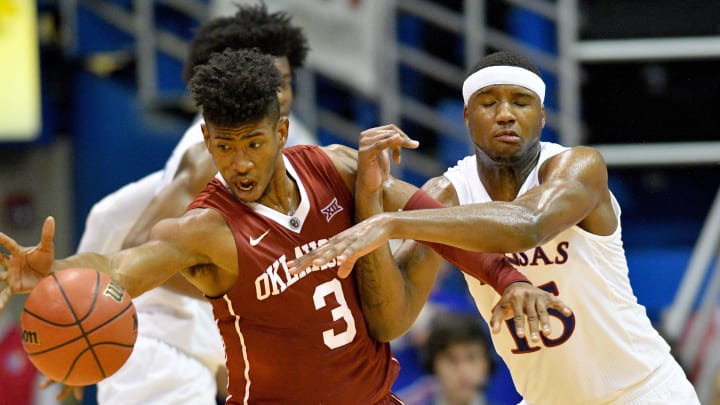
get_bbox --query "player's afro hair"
[467,50,542,78]
[188,48,282,127]
[183,2,309,83]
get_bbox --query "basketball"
[19,267,138,386]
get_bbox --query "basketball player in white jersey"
[291,51,700,404]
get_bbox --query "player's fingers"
[0,232,20,255]
[358,129,397,147]
[39,216,55,251]
[524,299,541,342]
[0,287,11,310]
[359,124,394,136]
[73,386,84,401]
[336,256,355,279]
[288,255,320,275]
[286,259,301,275]
[38,378,55,390]
[56,384,74,401]
[489,302,506,334]
[392,145,402,164]
[364,131,417,152]
[311,244,345,268]
[511,299,526,338]
[388,132,419,150]
[287,256,312,275]
[288,240,345,275]
[547,296,573,317]
[537,301,551,337]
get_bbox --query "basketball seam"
[23,302,136,356]
[53,271,107,382]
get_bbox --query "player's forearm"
[399,190,530,293]
[52,252,150,297]
[51,252,133,295]
[354,190,420,341]
[53,252,112,276]
[355,247,418,341]
[385,202,540,253]
[54,248,173,298]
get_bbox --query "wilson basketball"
[20,267,138,386]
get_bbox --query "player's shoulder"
[320,143,357,161]
[543,144,607,173]
[422,175,460,206]
[540,144,609,188]
[151,208,227,245]
[318,143,357,173]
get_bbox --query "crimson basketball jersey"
[188,145,399,404]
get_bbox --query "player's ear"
[463,105,470,128]
[277,116,289,147]
[201,123,211,149]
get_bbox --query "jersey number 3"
[313,279,357,349]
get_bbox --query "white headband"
[462,66,545,105]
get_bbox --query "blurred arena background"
[0,1,718,404]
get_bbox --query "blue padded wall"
[71,70,189,244]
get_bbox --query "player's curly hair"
[188,48,282,127]
[467,50,542,78]
[183,2,309,83]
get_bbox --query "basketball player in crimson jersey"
[0,49,570,404]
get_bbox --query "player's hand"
[0,216,56,309]
[489,282,573,341]
[39,377,84,401]
[356,124,418,195]
[288,214,391,278]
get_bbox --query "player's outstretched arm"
[400,178,572,340]
[291,147,610,269]
[0,216,117,306]
[1,213,217,309]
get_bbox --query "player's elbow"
[367,322,407,342]
[504,212,547,252]
[516,224,545,250]
[364,309,413,342]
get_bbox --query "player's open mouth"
[237,179,254,191]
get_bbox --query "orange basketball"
[20,267,138,386]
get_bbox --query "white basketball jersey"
[444,142,671,405]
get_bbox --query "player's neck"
[259,170,299,216]
[476,142,541,201]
